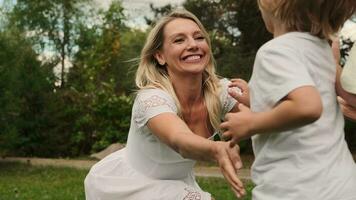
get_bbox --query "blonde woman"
[84,9,246,200]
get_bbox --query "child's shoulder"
[262,32,306,47]
[257,32,316,56]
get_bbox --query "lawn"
[0,162,253,200]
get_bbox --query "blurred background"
[0,0,355,158]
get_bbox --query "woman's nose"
[186,37,198,50]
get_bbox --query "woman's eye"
[174,38,184,43]
[195,36,205,40]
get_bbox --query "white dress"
[84,79,237,200]
[341,44,356,94]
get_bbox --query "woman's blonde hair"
[257,0,356,39]
[135,9,222,131]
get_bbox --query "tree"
[10,0,91,87]
[64,0,145,153]
[0,27,58,156]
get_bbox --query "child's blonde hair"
[257,0,356,39]
[135,9,222,131]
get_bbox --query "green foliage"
[63,0,141,154]
[0,0,137,157]
[0,27,57,156]
[72,0,146,94]
[11,0,91,87]
[73,84,133,153]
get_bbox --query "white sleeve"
[250,45,315,110]
[133,89,178,128]
[219,78,238,117]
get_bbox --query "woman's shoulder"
[136,88,172,99]
[135,88,176,110]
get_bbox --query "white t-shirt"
[249,32,356,200]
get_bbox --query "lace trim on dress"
[219,79,239,116]
[142,95,175,112]
[221,88,229,113]
[182,188,202,200]
[134,94,177,125]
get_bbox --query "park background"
[0,0,355,199]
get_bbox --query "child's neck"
[273,22,288,38]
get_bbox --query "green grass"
[0,162,87,200]
[0,162,253,200]
[198,177,254,200]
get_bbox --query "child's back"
[249,31,356,200]
[220,1,356,199]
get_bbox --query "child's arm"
[220,86,322,145]
[338,96,356,121]
[336,64,356,107]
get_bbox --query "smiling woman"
[84,9,247,200]
[154,18,210,77]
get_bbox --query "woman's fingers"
[221,166,246,198]
[229,145,243,170]
[219,154,245,197]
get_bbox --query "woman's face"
[155,18,210,77]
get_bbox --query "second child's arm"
[221,86,322,145]
[335,65,356,107]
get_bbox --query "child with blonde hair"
[221,0,356,199]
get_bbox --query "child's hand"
[220,103,255,146]
[228,78,250,107]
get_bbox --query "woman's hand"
[212,141,246,198]
[228,78,250,107]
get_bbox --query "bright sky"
[94,0,185,29]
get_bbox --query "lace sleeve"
[219,78,238,118]
[133,89,177,128]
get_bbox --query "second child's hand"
[228,78,250,107]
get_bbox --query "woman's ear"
[154,51,166,66]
